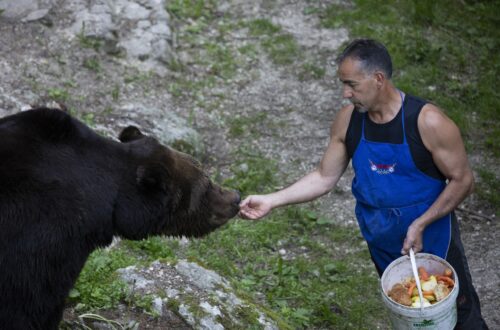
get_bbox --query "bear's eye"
[177,152,202,168]
[189,158,202,170]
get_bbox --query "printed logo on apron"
[369,159,396,174]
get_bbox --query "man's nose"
[342,87,353,99]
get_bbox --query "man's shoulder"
[420,103,446,120]
[418,103,457,137]
[331,104,355,141]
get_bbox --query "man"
[239,39,488,329]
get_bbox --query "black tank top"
[345,94,445,181]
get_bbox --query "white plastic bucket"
[380,253,459,329]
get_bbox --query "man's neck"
[368,86,403,124]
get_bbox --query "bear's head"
[113,126,241,239]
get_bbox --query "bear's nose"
[232,190,241,205]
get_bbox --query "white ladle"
[409,248,425,312]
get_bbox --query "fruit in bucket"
[411,296,432,308]
[388,283,412,306]
[387,267,455,307]
[421,275,437,292]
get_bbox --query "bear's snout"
[206,186,241,225]
[230,190,241,215]
[232,190,241,206]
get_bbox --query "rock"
[114,259,280,329]
[116,266,154,290]
[68,0,174,67]
[0,0,55,21]
[175,260,228,291]
[116,103,205,158]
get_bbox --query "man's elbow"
[319,175,338,196]
[464,170,475,196]
[467,173,475,195]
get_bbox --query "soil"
[0,0,497,329]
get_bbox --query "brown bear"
[0,107,240,330]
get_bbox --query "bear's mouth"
[205,183,241,225]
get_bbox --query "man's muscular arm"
[239,106,353,220]
[402,103,474,254]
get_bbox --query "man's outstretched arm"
[239,105,354,220]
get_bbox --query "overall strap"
[361,111,366,140]
[399,90,407,145]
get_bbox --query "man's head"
[336,38,392,79]
[336,39,393,112]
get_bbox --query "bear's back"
[0,108,95,144]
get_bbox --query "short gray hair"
[336,39,393,79]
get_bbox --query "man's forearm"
[413,175,474,229]
[267,170,338,209]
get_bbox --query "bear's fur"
[0,108,240,329]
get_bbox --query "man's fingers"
[401,239,423,255]
[238,205,258,219]
[239,211,258,220]
[239,197,250,208]
[401,238,411,255]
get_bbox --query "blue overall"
[352,92,451,273]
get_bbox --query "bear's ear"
[136,164,169,192]
[119,126,144,142]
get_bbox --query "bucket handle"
[409,248,425,313]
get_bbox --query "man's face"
[338,57,378,112]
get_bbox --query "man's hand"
[239,195,273,220]
[401,220,425,255]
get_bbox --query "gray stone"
[22,8,50,22]
[117,103,205,157]
[152,297,163,316]
[175,260,228,291]
[67,0,173,68]
[116,266,154,289]
[0,0,43,20]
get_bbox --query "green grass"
[69,248,137,310]
[227,112,268,138]
[203,42,238,79]
[167,0,217,20]
[262,34,301,66]
[47,88,70,103]
[76,31,101,51]
[245,18,301,65]
[247,19,281,37]
[224,148,280,195]
[122,236,179,262]
[298,62,326,81]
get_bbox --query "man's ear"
[119,126,145,142]
[374,71,386,89]
[136,163,169,192]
